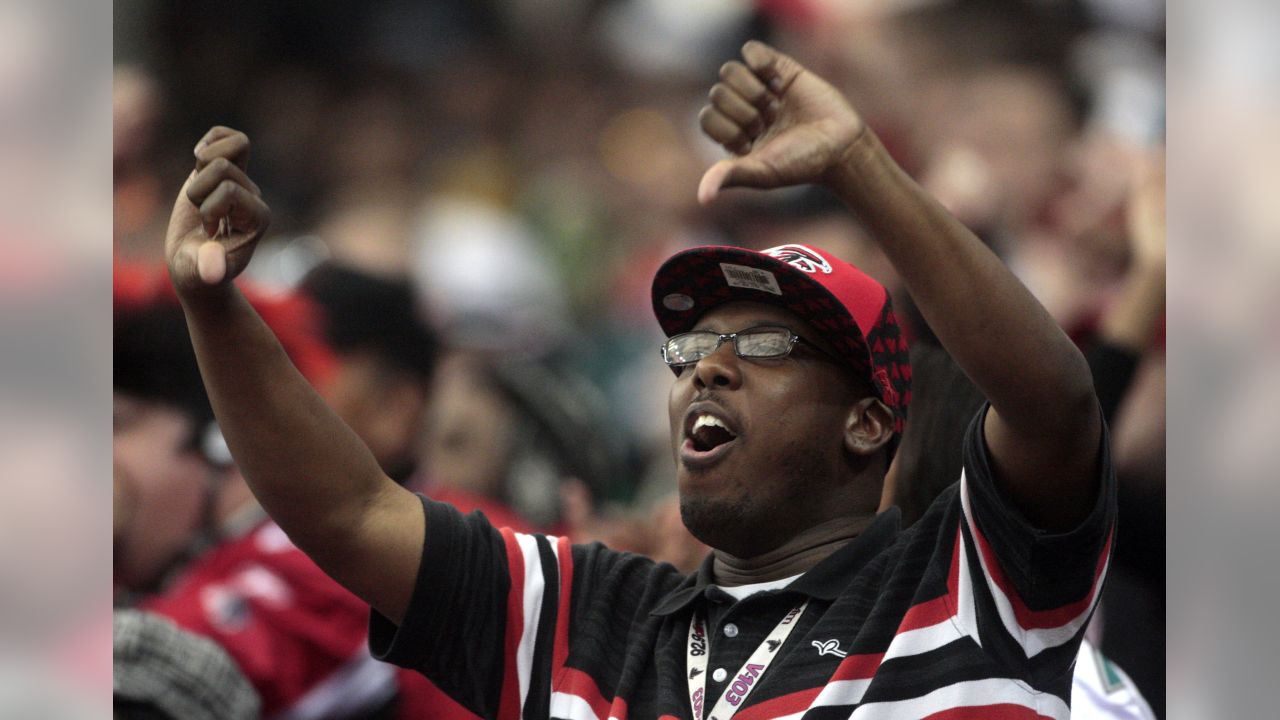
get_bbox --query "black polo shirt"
[371,407,1116,719]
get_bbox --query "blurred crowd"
[110,0,1165,718]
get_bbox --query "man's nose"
[692,341,743,391]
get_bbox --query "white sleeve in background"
[1071,639,1157,720]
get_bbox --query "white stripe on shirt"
[515,533,546,710]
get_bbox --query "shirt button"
[723,623,739,638]
[712,668,728,683]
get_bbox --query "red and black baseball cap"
[651,243,911,434]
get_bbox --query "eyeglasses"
[660,325,840,368]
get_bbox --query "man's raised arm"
[697,43,1101,531]
[165,126,423,622]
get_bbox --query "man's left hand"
[697,41,866,205]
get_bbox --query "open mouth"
[689,414,738,452]
[680,408,741,470]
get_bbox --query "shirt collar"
[650,507,902,617]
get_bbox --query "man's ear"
[843,396,894,457]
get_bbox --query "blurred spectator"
[919,64,1081,242]
[113,266,334,593]
[413,196,571,357]
[114,609,260,720]
[310,185,419,277]
[299,261,440,483]
[114,65,170,263]
[113,266,476,719]
[420,352,630,534]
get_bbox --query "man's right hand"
[166,126,270,295]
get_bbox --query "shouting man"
[163,42,1113,718]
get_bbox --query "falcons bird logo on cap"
[763,245,833,274]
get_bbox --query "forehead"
[690,301,818,336]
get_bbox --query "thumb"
[697,160,733,205]
[196,240,228,285]
[697,157,777,205]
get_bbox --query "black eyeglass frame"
[659,325,842,368]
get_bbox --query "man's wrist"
[823,128,898,210]
[174,277,242,319]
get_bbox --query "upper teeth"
[693,414,731,435]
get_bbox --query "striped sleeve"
[548,544,684,720]
[368,495,573,720]
[950,404,1117,675]
[499,529,574,720]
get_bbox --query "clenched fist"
[165,126,270,295]
[697,41,867,205]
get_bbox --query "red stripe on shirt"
[498,529,526,720]
[554,666,612,720]
[898,592,955,634]
[967,514,1113,630]
[947,526,962,598]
